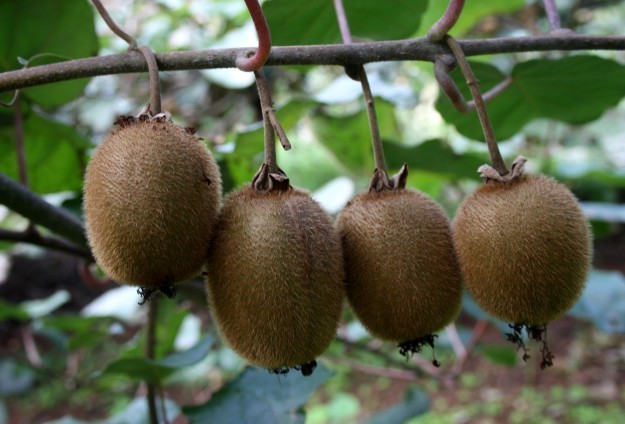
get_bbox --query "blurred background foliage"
[0,0,625,423]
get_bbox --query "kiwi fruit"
[84,115,222,293]
[205,185,344,373]
[452,173,592,325]
[336,168,463,360]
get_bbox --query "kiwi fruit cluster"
[337,167,463,364]
[84,114,222,299]
[452,157,592,367]
[205,168,344,375]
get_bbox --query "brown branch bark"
[0,229,91,259]
[2,35,625,93]
[0,172,88,248]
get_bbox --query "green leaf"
[513,56,625,123]
[310,100,400,177]
[0,113,91,194]
[20,290,70,319]
[569,270,625,334]
[479,346,517,367]
[264,0,428,45]
[0,357,36,396]
[225,100,317,189]
[0,0,99,107]
[183,364,333,424]
[158,336,214,369]
[0,299,29,322]
[437,56,625,141]
[103,336,214,385]
[384,139,487,180]
[367,388,429,424]
[417,0,524,36]
[103,357,174,384]
[43,315,115,350]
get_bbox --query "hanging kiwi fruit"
[335,67,463,365]
[452,157,592,368]
[441,36,592,368]
[204,70,345,376]
[337,166,463,365]
[83,46,222,302]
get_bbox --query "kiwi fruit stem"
[444,36,508,176]
[355,67,388,175]
[252,68,292,192]
[137,45,162,116]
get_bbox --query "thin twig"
[333,0,353,44]
[91,0,138,48]
[1,89,19,107]
[325,354,421,382]
[21,327,43,367]
[13,94,28,187]
[158,386,170,424]
[450,319,489,376]
[357,67,387,173]
[445,36,508,175]
[445,324,467,358]
[333,0,386,174]
[435,58,513,112]
[146,298,159,424]
[0,229,92,259]
[3,35,625,92]
[0,173,88,247]
[236,0,271,71]
[543,0,562,32]
[335,336,435,378]
[428,0,466,41]
[137,46,162,115]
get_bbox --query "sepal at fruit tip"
[478,156,527,183]
[368,163,408,192]
[252,162,291,192]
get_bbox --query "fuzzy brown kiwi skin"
[84,118,222,288]
[205,185,345,370]
[452,175,592,325]
[337,189,463,342]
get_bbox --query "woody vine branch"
[2,34,625,93]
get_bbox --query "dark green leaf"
[264,0,427,45]
[0,113,90,194]
[417,0,524,36]
[183,364,333,424]
[0,357,36,396]
[225,100,317,189]
[158,336,214,369]
[479,346,517,367]
[103,357,176,385]
[0,0,99,106]
[384,139,487,180]
[437,56,625,141]
[44,314,114,350]
[311,101,399,177]
[436,61,522,141]
[103,336,214,384]
[0,299,29,322]
[367,388,429,424]
[569,270,625,334]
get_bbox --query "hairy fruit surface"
[84,117,222,288]
[337,189,463,342]
[452,175,592,324]
[205,186,345,370]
